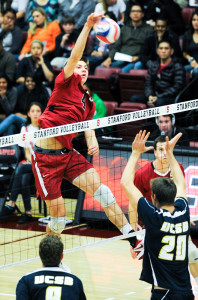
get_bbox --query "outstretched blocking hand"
[165,132,182,154]
[86,12,104,29]
[132,130,154,154]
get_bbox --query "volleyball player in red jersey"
[127,135,198,287]
[31,12,135,245]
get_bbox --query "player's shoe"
[59,261,72,273]
[133,224,145,260]
[133,238,144,260]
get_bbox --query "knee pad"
[188,240,198,264]
[48,216,66,234]
[93,184,116,208]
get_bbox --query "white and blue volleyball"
[93,17,120,44]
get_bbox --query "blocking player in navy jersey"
[128,134,198,286]
[16,235,86,300]
[121,131,194,299]
[31,11,134,245]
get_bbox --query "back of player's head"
[151,177,177,206]
[39,235,63,267]
[153,135,166,150]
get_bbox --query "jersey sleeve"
[137,197,157,227]
[134,171,146,195]
[55,70,81,88]
[16,277,29,300]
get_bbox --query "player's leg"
[45,196,66,235]
[73,167,130,230]
[188,236,198,285]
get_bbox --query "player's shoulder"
[136,162,152,175]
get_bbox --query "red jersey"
[39,70,96,149]
[134,162,184,202]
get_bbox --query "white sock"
[195,277,198,285]
[120,223,133,234]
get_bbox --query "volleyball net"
[0,99,198,269]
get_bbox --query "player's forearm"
[85,129,97,147]
[168,152,186,190]
[121,151,140,191]
[70,23,91,62]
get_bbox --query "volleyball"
[93,17,120,44]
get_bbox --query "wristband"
[127,229,137,248]
[188,57,194,63]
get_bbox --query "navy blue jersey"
[16,267,86,300]
[138,196,192,292]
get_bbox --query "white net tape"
[0,100,197,147]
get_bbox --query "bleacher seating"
[114,102,148,140]
[104,101,118,116]
[182,7,195,26]
[87,67,121,102]
[119,69,147,102]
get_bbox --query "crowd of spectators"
[0,0,197,140]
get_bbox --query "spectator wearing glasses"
[99,3,153,73]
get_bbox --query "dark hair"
[151,177,177,206]
[60,15,75,25]
[2,8,16,18]
[25,102,43,126]
[155,16,168,25]
[157,38,172,48]
[124,2,144,25]
[0,72,12,88]
[39,235,63,267]
[153,135,166,149]
[190,9,198,32]
[80,56,89,67]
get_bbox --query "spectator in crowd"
[100,3,153,73]
[17,40,54,84]
[183,10,198,78]
[130,39,185,107]
[0,0,12,22]
[16,235,86,299]
[28,0,59,23]
[86,11,116,74]
[94,0,126,23]
[58,0,96,32]
[83,83,107,119]
[11,0,29,29]
[149,114,189,146]
[145,0,185,36]
[0,36,16,82]
[3,102,42,224]
[54,15,78,59]
[19,7,61,60]
[0,73,17,135]
[0,74,48,136]
[140,16,182,68]
[0,8,23,54]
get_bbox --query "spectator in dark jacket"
[131,39,185,107]
[0,8,23,54]
[0,36,16,83]
[16,39,54,84]
[54,15,78,58]
[100,3,153,73]
[140,16,182,68]
[0,74,49,136]
[183,10,198,78]
[145,0,185,36]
